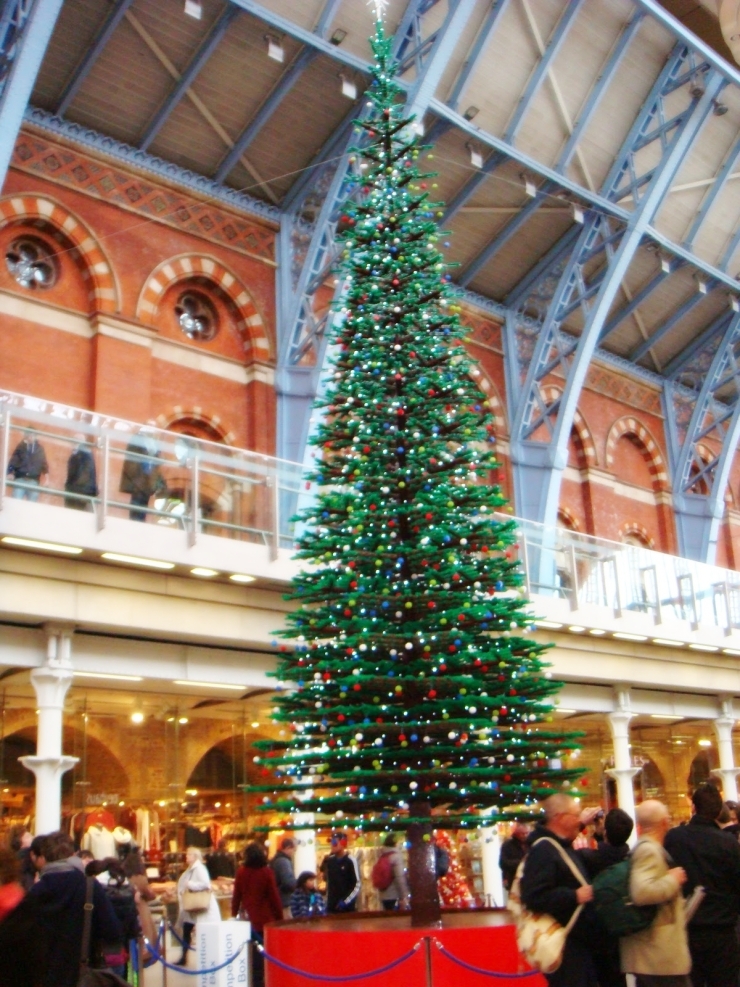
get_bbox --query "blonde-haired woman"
[175,847,220,965]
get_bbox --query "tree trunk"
[406,801,442,927]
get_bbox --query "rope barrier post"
[161,919,168,987]
[423,936,434,987]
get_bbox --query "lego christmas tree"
[248,3,581,925]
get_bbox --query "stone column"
[712,698,739,802]
[606,688,640,843]
[479,823,504,907]
[20,624,78,834]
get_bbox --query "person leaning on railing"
[6,430,48,501]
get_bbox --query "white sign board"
[196,920,250,987]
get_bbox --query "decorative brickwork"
[586,364,662,416]
[462,310,502,351]
[137,255,271,362]
[558,506,580,531]
[605,417,668,489]
[155,407,236,446]
[542,385,598,465]
[0,193,118,312]
[12,132,275,264]
[619,522,655,548]
[472,365,507,434]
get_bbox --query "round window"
[175,290,218,342]
[5,236,57,290]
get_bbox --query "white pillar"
[19,625,78,834]
[293,813,317,876]
[606,688,640,844]
[480,824,504,908]
[712,698,739,802]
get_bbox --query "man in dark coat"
[520,794,599,987]
[25,832,122,987]
[119,430,166,521]
[270,837,297,918]
[65,436,98,510]
[499,822,529,892]
[7,431,48,500]
[664,783,740,987]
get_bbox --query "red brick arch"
[619,522,655,549]
[605,416,668,490]
[0,194,119,312]
[137,255,271,362]
[540,385,597,465]
[156,407,237,446]
[472,365,507,435]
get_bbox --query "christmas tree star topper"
[367,0,389,19]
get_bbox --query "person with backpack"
[86,857,140,977]
[664,783,740,987]
[582,808,635,987]
[620,799,689,987]
[519,794,600,987]
[372,834,408,911]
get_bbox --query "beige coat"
[620,835,690,976]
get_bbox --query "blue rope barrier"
[434,941,541,979]
[143,935,247,975]
[258,941,421,981]
[167,921,194,951]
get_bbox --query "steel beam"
[507,70,724,530]
[669,309,740,561]
[557,12,645,172]
[404,0,478,121]
[441,151,504,224]
[683,140,740,249]
[139,6,238,151]
[504,0,586,143]
[0,0,65,192]
[445,0,512,111]
[664,308,733,378]
[215,47,318,182]
[599,263,681,342]
[56,0,134,117]
[629,287,711,363]
[458,184,552,287]
[721,222,740,274]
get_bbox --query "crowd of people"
[503,785,740,987]
[6,428,166,520]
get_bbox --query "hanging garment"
[82,824,117,860]
[150,809,161,851]
[135,807,150,851]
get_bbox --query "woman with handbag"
[175,847,220,966]
[231,843,283,987]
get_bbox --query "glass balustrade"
[0,390,303,553]
[2,389,740,634]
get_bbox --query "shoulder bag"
[77,877,129,987]
[508,837,588,975]
[182,889,212,912]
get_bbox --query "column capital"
[605,766,642,782]
[42,622,75,669]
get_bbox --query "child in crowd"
[289,871,326,919]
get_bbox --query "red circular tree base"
[264,910,546,987]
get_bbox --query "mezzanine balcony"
[2,389,740,659]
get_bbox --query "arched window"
[175,289,218,342]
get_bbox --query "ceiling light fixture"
[130,711,145,724]
[463,105,479,121]
[689,643,718,652]
[698,738,712,747]
[696,278,708,295]
[467,143,484,169]
[713,99,728,116]
[230,573,256,583]
[723,647,740,655]
[101,553,175,569]
[557,708,577,714]
[660,254,672,274]
[266,34,284,62]
[74,671,143,682]
[589,629,607,636]
[178,717,189,725]
[690,75,705,99]
[730,296,740,313]
[651,714,682,720]
[653,638,683,647]
[2,536,82,555]
[173,680,245,691]
[520,173,537,198]
[613,632,648,641]
[184,0,202,18]
[568,625,586,633]
[535,620,563,629]
[339,74,357,99]
[572,202,585,224]
[191,567,218,577]
[330,28,347,45]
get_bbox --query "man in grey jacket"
[270,838,297,918]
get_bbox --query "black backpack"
[592,858,657,936]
